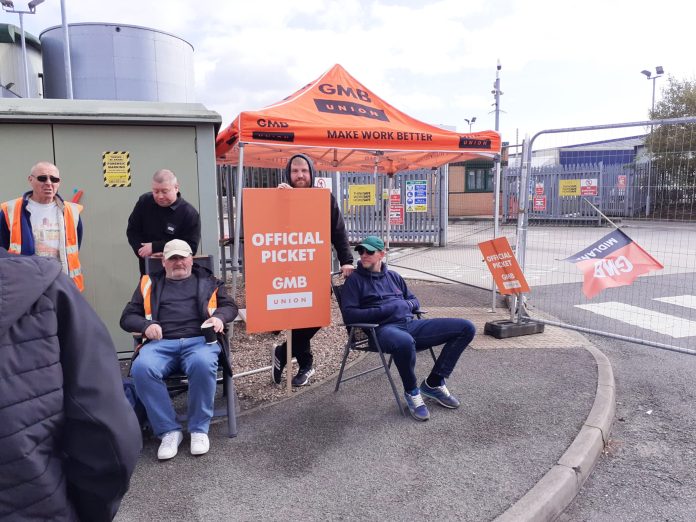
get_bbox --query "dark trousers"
[375,317,475,392]
[277,327,320,369]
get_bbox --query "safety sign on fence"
[102,151,131,187]
[349,184,376,206]
[242,189,331,333]
[405,179,427,212]
[314,177,332,190]
[580,178,598,196]
[532,195,547,211]
[478,237,530,294]
[389,203,404,225]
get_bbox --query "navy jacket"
[284,154,353,266]
[0,191,83,255]
[0,249,141,521]
[341,262,420,326]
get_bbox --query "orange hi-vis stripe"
[139,276,219,324]
[140,276,153,320]
[63,202,84,292]
[1,198,24,254]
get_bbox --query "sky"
[3,0,694,148]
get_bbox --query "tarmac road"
[115,284,601,521]
[560,335,696,521]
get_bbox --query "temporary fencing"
[513,118,696,355]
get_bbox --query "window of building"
[465,163,494,192]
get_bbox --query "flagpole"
[582,197,621,229]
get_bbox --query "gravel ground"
[229,277,358,411]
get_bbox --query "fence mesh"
[517,120,696,353]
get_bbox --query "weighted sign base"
[484,319,545,339]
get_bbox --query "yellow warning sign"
[559,179,580,196]
[103,151,131,187]
[349,184,376,206]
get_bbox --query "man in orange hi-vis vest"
[120,239,238,461]
[0,162,84,291]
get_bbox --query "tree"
[644,77,696,216]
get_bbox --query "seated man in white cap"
[120,239,238,459]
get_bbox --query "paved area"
[115,283,614,521]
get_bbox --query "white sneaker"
[157,430,183,460]
[190,432,210,456]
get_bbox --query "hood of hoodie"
[284,153,315,188]
[0,250,62,338]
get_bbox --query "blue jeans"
[131,336,220,437]
[375,318,475,392]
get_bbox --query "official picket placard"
[243,189,331,333]
[478,237,530,295]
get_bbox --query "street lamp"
[464,116,477,132]
[1,0,44,98]
[640,65,664,217]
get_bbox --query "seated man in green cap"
[340,236,476,421]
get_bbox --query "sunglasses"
[35,175,61,183]
[356,247,377,255]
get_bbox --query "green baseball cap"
[355,236,385,253]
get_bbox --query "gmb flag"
[565,229,663,299]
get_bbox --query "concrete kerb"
[495,343,616,522]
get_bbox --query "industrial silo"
[40,23,194,102]
[0,23,43,98]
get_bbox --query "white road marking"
[654,295,696,311]
[575,302,696,338]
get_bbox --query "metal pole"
[385,174,393,252]
[60,0,74,99]
[230,143,245,304]
[512,136,532,322]
[19,12,30,97]
[491,59,502,311]
[645,77,656,217]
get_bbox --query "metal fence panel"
[215,164,445,278]
[338,169,442,245]
[516,119,696,354]
[503,163,648,222]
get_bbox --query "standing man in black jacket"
[126,169,201,275]
[0,247,141,521]
[272,153,354,387]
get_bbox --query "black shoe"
[272,345,285,385]
[292,367,315,387]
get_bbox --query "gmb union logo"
[593,256,633,278]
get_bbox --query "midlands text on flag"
[565,229,663,299]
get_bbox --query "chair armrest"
[347,322,380,329]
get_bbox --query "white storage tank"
[0,23,43,98]
[40,23,195,102]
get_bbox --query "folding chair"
[131,255,238,437]
[331,273,436,415]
